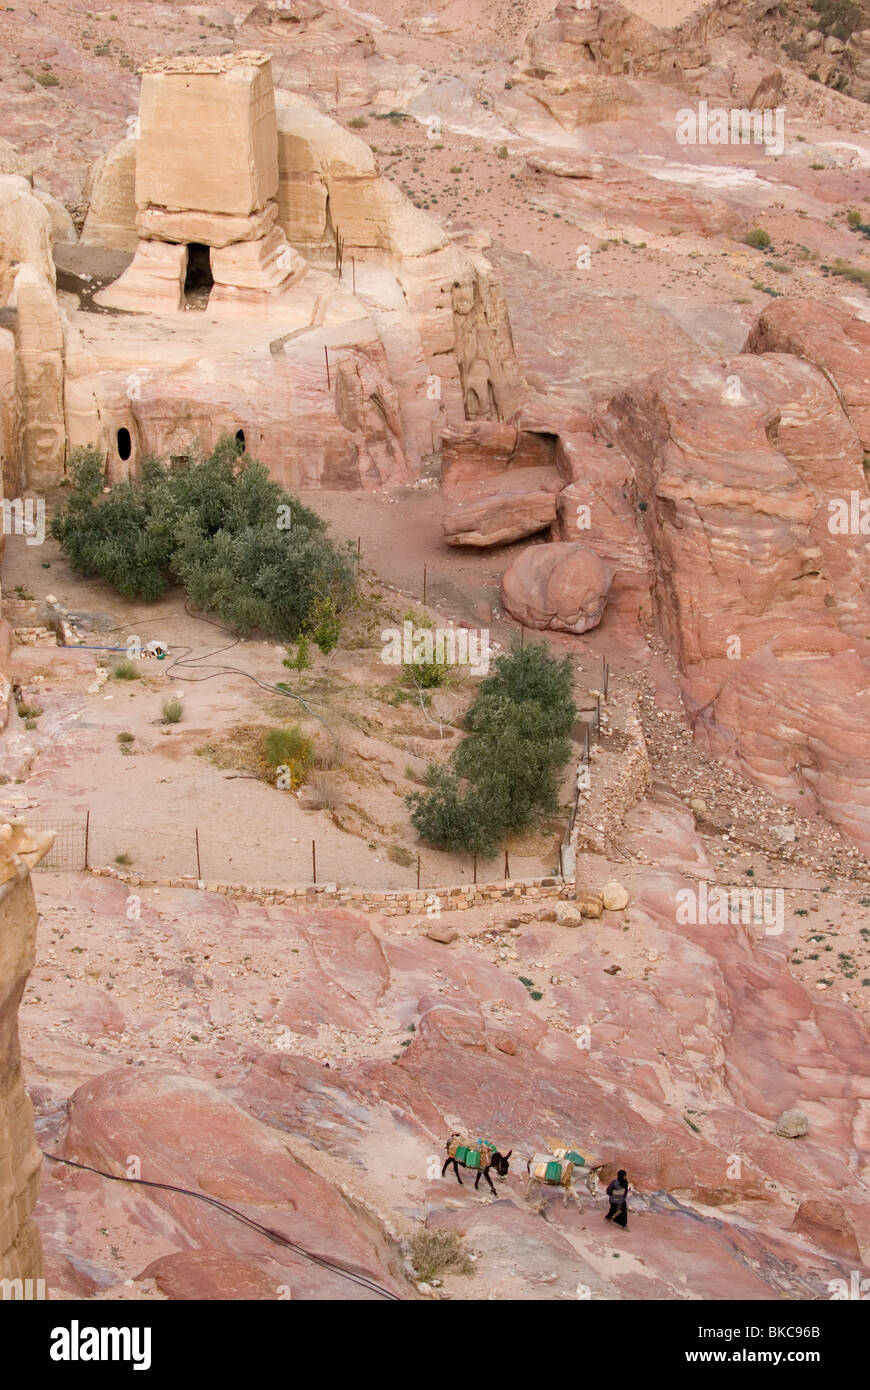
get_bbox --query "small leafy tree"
[283,635,312,673]
[51,438,356,641]
[308,594,342,654]
[407,640,576,855]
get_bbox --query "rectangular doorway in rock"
[183,243,214,307]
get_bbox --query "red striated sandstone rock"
[440,420,560,496]
[746,297,870,453]
[26,845,870,1300]
[62,1068,406,1300]
[604,341,870,850]
[791,1199,862,1262]
[138,1251,283,1300]
[696,631,870,850]
[550,413,652,619]
[443,488,558,547]
[530,159,744,239]
[501,541,613,633]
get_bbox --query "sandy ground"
[1,507,603,889]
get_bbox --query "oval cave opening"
[117,427,132,461]
[235,429,246,453]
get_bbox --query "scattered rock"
[601,881,629,912]
[775,1109,809,1139]
[427,924,457,944]
[576,892,604,919]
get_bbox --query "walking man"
[605,1169,629,1228]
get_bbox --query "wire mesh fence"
[25,818,88,872]
[11,813,573,888]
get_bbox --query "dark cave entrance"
[184,243,213,305]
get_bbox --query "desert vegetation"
[407,640,576,856]
[51,437,357,640]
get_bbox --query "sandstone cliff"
[0,822,54,1289]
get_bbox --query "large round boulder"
[501,542,613,633]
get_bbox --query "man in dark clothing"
[605,1169,629,1228]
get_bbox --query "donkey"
[526,1152,601,1210]
[442,1134,512,1195]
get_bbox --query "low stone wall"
[573,684,651,859]
[90,864,575,915]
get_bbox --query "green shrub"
[16,702,42,720]
[161,698,183,724]
[116,730,135,744]
[112,661,140,680]
[263,725,313,786]
[407,640,576,856]
[745,228,772,249]
[407,764,498,855]
[348,116,368,128]
[51,439,356,641]
[847,208,862,228]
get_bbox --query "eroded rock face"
[25,845,870,1300]
[528,158,744,238]
[501,541,613,633]
[62,1068,406,1300]
[77,337,410,493]
[81,138,137,252]
[847,29,870,103]
[746,297,870,453]
[518,0,712,85]
[0,137,32,184]
[137,1251,281,1301]
[0,176,53,293]
[443,489,557,547]
[276,95,444,261]
[0,176,65,489]
[0,825,54,1288]
[518,0,783,108]
[792,1199,861,1261]
[605,342,870,852]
